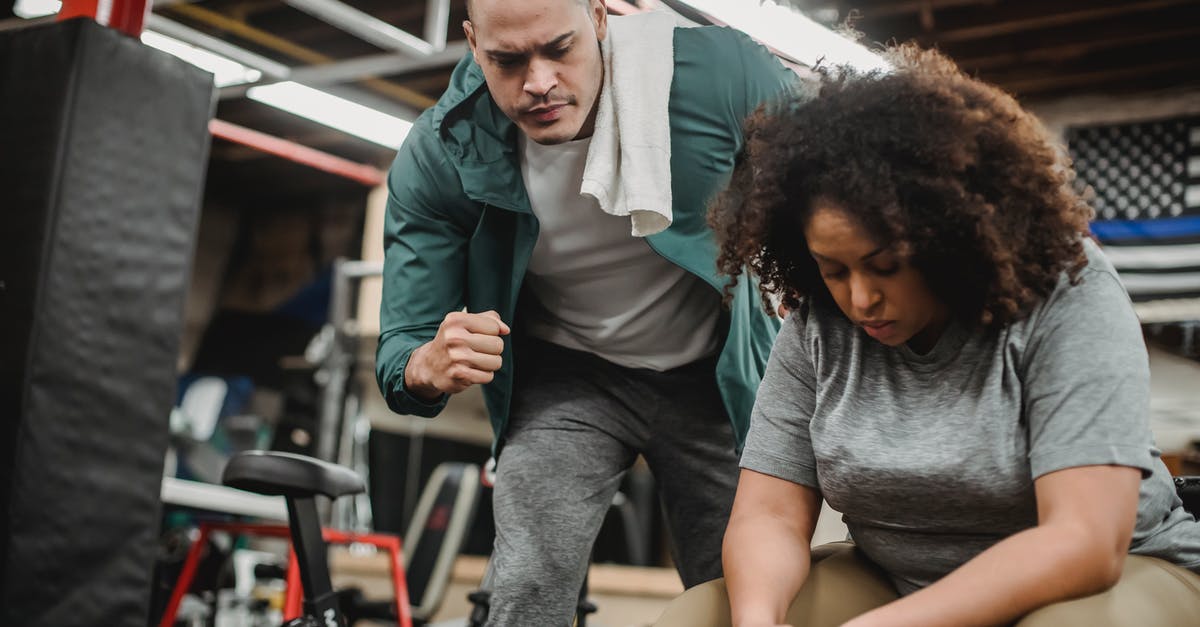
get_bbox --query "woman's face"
[803,202,951,353]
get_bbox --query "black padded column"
[0,19,213,627]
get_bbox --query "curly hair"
[710,45,1093,328]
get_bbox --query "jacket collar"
[429,53,531,212]
[431,54,517,159]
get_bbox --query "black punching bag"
[0,18,213,627]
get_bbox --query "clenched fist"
[404,310,510,401]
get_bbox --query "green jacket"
[376,25,800,450]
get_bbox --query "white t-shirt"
[517,134,721,371]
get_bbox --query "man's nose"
[524,59,558,97]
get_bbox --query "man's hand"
[404,310,510,401]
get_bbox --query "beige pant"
[653,542,1200,627]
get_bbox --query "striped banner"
[1068,115,1200,315]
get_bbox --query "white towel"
[580,12,676,237]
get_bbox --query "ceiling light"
[681,0,890,72]
[247,81,412,149]
[140,31,263,87]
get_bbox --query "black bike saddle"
[222,450,365,499]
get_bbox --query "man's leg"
[486,341,645,627]
[641,359,740,587]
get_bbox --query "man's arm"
[376,121,506,415]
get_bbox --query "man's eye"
[494,58,520,68]
[548,45,570,58]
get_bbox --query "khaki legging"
[653,542,1200,626]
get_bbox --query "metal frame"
[284,0,438,56]
[157,521,412,627]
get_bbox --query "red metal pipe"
[157,526,212,627]
[159,522,414,627]
[58,0,150,36]
[209,118,386,187]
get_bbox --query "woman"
[656,47,1200,627]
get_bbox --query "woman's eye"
[821,268,847,280]
[873,264,900,276]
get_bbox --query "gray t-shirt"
[741,240,1200,594]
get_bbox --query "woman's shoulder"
[1028,238,1132,325]
[1008,237,1143,360]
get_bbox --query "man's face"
[464,0,607,145]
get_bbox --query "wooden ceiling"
[140,0,1200,197]
[807,0,1200,99]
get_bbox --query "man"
[375,0,800,623]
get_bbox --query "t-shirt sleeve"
[1022,266,1155,479]
[740,310,821,489]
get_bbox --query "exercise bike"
[160,450,481,627]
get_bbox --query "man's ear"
[591,0,608,41]
[464,20,478,61]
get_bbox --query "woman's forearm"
[844,523,1123,627]
[723,510,813,626]
[722,470,822,627]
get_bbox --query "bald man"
[375,1,802,623]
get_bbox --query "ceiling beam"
[423,0,451,51]
[995,58,1200,96]
[165,3,436,109]
[929,0,1196,43]
[845,0,997,20]
[957,24,1200,71]
[145,14,292,78]
[288,42,468,85]
[282,0,435,56]
[854,0,1200,45]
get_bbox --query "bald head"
[466,0,588,22]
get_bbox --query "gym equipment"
[158,451,481,627]
[0,18,211,627]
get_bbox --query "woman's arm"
[843,463,1140,627]
[724,468,823,627]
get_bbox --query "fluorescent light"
[682,0,890,73]
[13,0,412,149]
[141,31,263,87]
[13,0,60,18]
[247,81,412,149]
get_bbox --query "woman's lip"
[861,320,897,341]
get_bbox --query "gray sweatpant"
[485,338,739,627]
